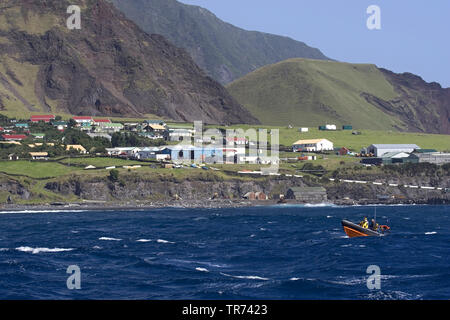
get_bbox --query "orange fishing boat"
[341,220,390,238]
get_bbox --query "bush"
[108,169,119,182]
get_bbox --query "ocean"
[0,204,448,300]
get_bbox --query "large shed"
[285,187,327,202]
[367,144,420,157]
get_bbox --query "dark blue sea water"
[0,205,449,300]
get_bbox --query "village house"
[124,123,141,132]
[338,147,350,155]
[8,154,19,161]
[93,118,111,126]
[15,123,29,129]
[146,124,168,136]
[144,120,167,127]
[160,145,223,164]
[72,116,93,125]
[52,121,68,132]
[31,133,45,139]
[30,115,55,123]
[1,134,27,141]
[222,136,247,163]
[94,122,124,133]
[292,139,334,152]
[0,141,21,146]
[29,152,49,160]
[28,143,55,148]
[169,128,192,142]
[106,147,140,158]
[66,144,87,154]
[136,147,168,160]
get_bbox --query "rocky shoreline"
[1,163,449,211]
[1,197,448,213]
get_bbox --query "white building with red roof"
[72,116,93,125]
[1,134,28,141]
[93,118,112,125]
[30,115,56,123]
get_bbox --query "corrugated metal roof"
[381,152,410,158]
[370,144,420,149]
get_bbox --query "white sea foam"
[304,203,336,208]
[425,231,437,235]
[0,248,9,251]
[136,239,152,242]
[195,267,209,272]
[92,246,102,249]
[157,239,175,244]
[0,210,87,215]
[290,277,301,281]
[221,272,269,281]
[16,246,74,254]
[99,237,122,241]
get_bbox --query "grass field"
[59,157,144,167]
[0,161,79,178]
[210,124,450,152]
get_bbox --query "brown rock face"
[373,69,450,134]
[0,0,258,124]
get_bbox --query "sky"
[179,0,450,87]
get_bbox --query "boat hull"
[341,220,382,238]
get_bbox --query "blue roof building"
[161,145,223,164]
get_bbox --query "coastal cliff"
[1,164,449,208]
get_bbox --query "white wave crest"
[16,246,74,254]
[221,272,269,281]
[425,232,437,235]
[99,237,122,241]
[195,267,209,272]
[0,210,87,214]
[136,239,152,242]
[157,239,175,244]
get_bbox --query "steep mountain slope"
[0,0,258,124]
[227,59,450,134]
[108,0,329,84]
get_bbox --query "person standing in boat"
[359,217,369,229]
[369,219,379,231]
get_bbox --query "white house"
[292,139,334,152]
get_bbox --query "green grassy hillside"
[227,58,450,134]
[227,59,406,130]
